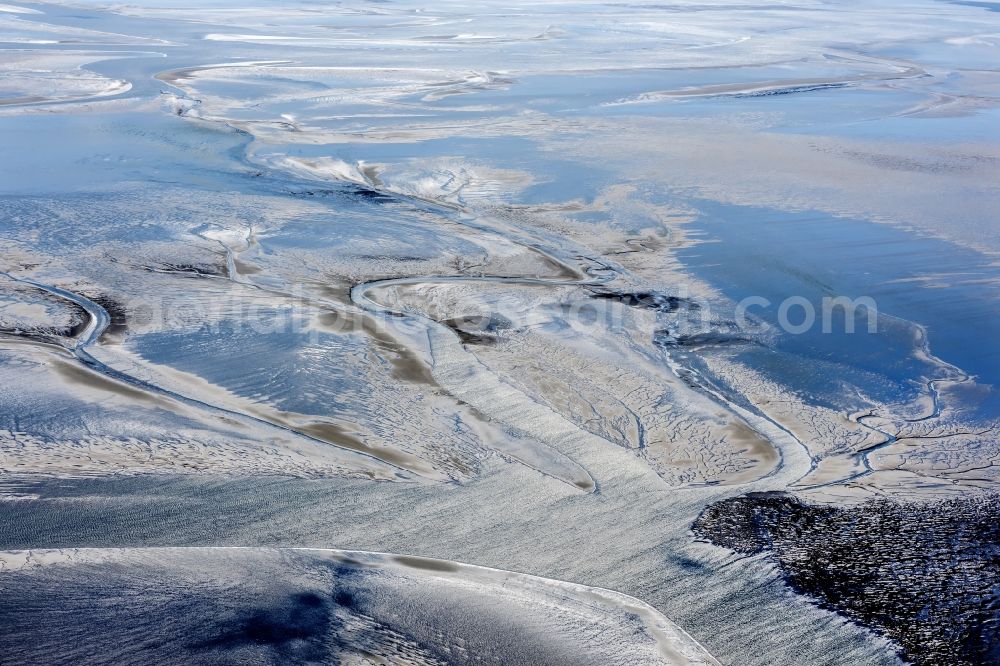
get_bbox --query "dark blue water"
[678,200,1000,420]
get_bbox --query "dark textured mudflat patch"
[90,294,129,342]
[441,313,511,345]
[588,287,695,312]
[692,492,1000,665]
[156,262,227,277]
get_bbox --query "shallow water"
[1,0,998,663]
[677,199,1000,420]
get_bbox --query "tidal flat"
[0,0,998,664]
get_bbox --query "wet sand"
[0,0,998,663]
